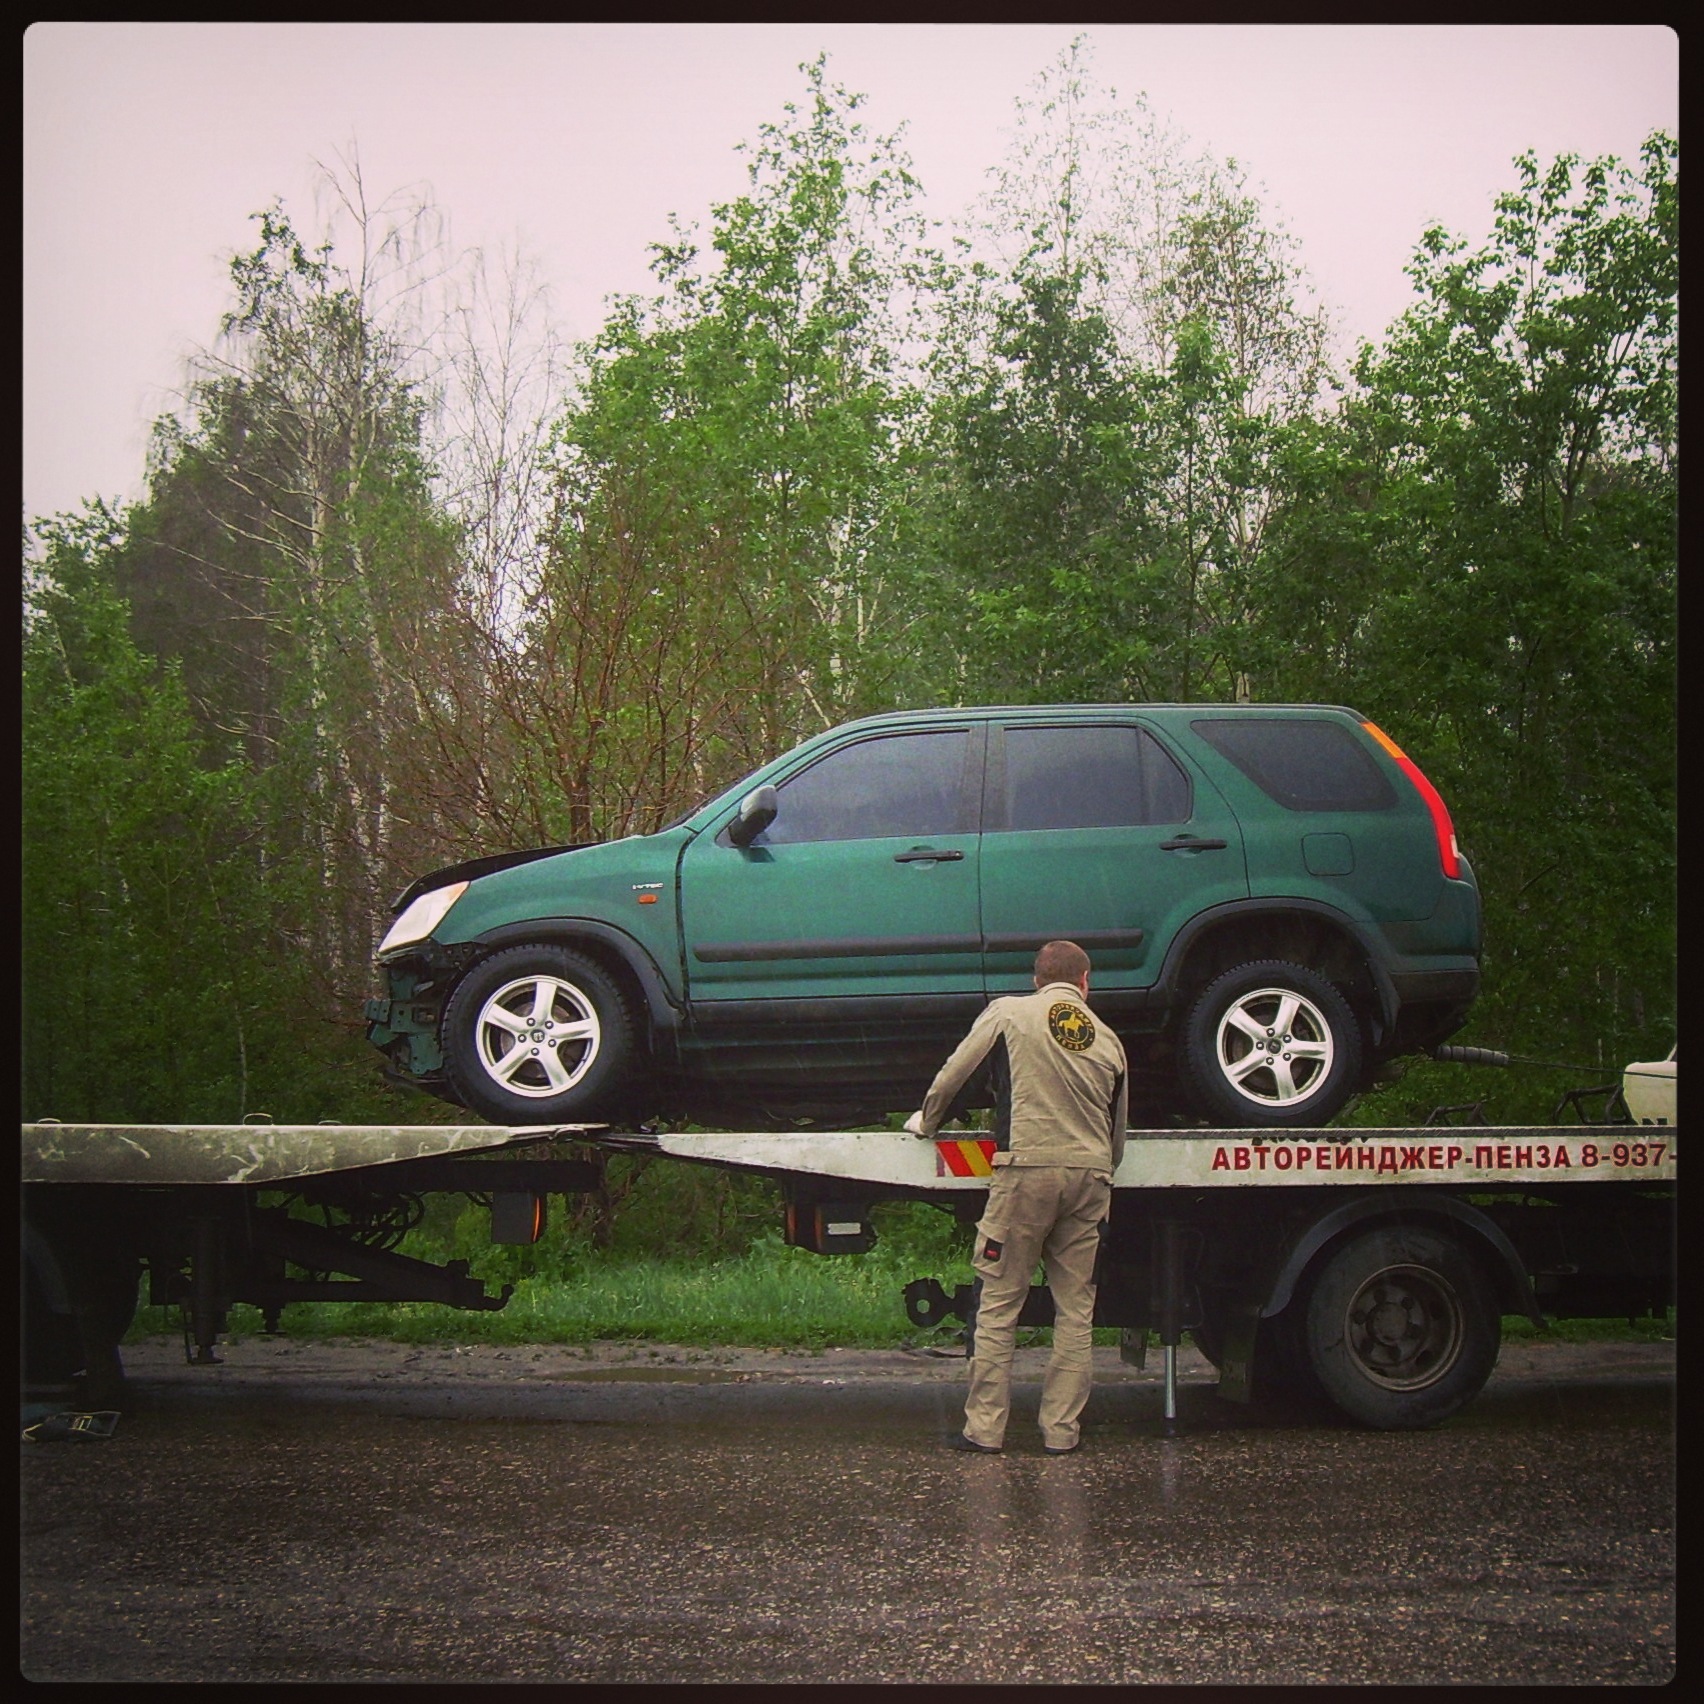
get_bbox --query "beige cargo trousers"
[910,968,1128,1453]
[965,1163,1112,1452]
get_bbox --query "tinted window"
[761,731,971,844]
[1191,718,1397,812]
[1002,725,1191,831]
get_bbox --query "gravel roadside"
[105,1328,1674,1396]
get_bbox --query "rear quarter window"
[1190,718,1397,812]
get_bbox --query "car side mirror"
[727,784,778,849]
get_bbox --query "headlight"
[378,880,469,955]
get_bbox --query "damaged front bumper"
[364,943,478,1081]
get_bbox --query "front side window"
[1001,725,1191,830]
[760,730,971,845]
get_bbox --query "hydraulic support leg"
[190,1216,225,1365]
[1154,1218,1185,1430]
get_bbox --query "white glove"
[904,1110,929,1138]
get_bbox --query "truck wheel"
[22,1226,85,1386]
[1302,1226,1500,1429]
[1182,960,1362,1127]
[442,944,638,1126]
[22,1218,139,1398]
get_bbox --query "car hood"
[389,844,594,913]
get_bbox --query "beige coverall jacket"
[916,982,1128,1451]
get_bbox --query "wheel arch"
[1261,1190,1544,1327]
[1157,901,1399,1050]
[466,920,682,1051]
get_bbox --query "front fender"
[471,918,684,1034]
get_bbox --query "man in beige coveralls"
[905,940,1128,1455]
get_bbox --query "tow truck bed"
[21,1118,1674,1429]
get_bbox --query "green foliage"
[125,198,474,988]
[533,52,943,830]
[23,509,266,1120]
[388,1155,786,1292]
[922,266,1170,701]
[126,1258,1668,1354]
[21,506,432,1124]
[920,39,1336,708]
[20,53,1674,1151]
[1262,134,1676,1113]
[128,1188,978,1350]
[383,1156,972,1304]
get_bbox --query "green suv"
[365,705,1481,1130]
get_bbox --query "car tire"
[1182,959,1362,1128]
[1301,1225,1501,1429]
[441,944,638,1126]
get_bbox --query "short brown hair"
[1034,940,1091,987]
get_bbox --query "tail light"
[1361,722,1462,879]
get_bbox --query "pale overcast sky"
[22,21,1678,526]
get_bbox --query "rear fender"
[1260,1189,1543,1325]
[1212,1188,1541,1405]
[1156,900,1397,1034]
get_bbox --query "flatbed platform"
[23,1121,1674,1191]
[606,1126,1676,1190]
[19,1122,585,1186]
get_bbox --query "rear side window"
[1002,725,1190,830]
[1191,718,1397,812]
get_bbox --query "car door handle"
[893,848,965,863]
[1159,836,1228,852]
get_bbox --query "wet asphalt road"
[20,1336,1675,1685]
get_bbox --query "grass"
[125,1203,985,1352]
[137,1259,945,1351]
[119,1154,1674,1353]
[1501,1312,1673,1345]
[124,1231,1673,1355]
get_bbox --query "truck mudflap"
[1255,1188,1543,1325]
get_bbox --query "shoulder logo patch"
[1048,1001,1095,1052]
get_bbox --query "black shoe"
[946,1431,1001,1454]
[1042,1440,1079,1455]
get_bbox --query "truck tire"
[22,1217,139,1399]
[1182,960,1362,1127]
[441,944,638,1126]
[1302,1225,1500,1429]
[22,1226,84,1387]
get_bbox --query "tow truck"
[21,1054,1674,1431]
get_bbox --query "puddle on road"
[551,1368,754,1384]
